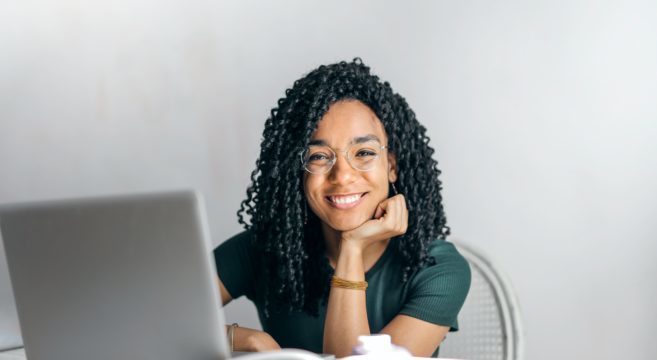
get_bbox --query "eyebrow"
[308,134,381,147]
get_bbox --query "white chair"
[438,242,524,360]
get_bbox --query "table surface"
[0,347,455,359]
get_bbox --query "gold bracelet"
[228,323,238,351]
[331,276,368,290]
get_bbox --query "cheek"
[366,171,391,197]
[303,177,324,209]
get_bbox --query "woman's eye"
[308,153,329,161]
[356,150,376,157]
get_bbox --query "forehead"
[310,100,387,145]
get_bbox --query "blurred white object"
[351,334,411,359]
[236,349,325,359]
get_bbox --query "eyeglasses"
[299,140,388,175]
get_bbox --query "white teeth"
[330,194,362,204]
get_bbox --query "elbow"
[324,347,352,359]
[323,339,358,359]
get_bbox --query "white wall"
[1,1,656,359]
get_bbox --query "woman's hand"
[340,194,408,252]
[233,326,281,352]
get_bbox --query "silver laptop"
[0,239,22,352]
[0,191,230,360]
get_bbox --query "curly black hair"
[237,58,449,316]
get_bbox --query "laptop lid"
[0,190,230,360]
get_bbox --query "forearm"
[229,325,280,352]
[323,245,371,357]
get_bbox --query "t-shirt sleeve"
[399,240,471,331]
[213,230,258,300]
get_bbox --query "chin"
[326,216,370,232]
[329,223,360,232]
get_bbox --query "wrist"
[246,330,279,351]
[226,323,238,351]
[334,242,365,280]
[235,327,260,352]
[339,235,365,254]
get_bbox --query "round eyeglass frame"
[299,143,388,175]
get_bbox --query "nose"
[327,152,357,185]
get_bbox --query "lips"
[325,192,368,209]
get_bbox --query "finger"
[398,195,407,232]
[382,198,399,233]
[376,197,404,236]
[373,197,393,220]
[396,197,405,234]
[373,202,386,219]
[402,201,408,233]
[395,196,403,232]
[384,195,401,234]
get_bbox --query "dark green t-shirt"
[213,230,470,355]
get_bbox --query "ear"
[387,152,398,183]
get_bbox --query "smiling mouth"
[325,192,368,209]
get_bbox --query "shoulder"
[213,229,260,300]
[409,239,471,299]
[213,229,259,275]
[398,239,471,328]
[214,229,256,252]
[428,239,470,271]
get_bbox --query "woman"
[213,58,471,358]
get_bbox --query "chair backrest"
[438,242,524,360]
